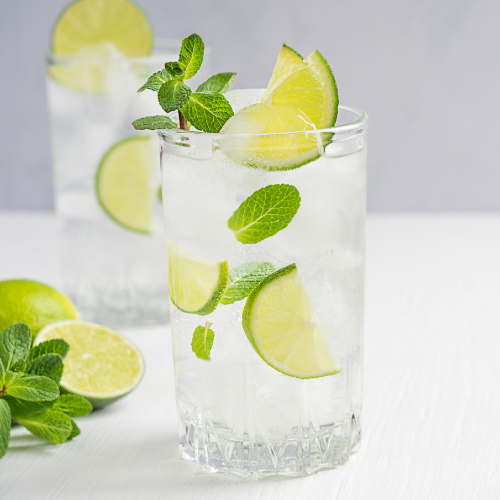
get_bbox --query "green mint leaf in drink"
[0,323,32,371]
[2,395,55,419]
[196,72,237,93]
[191,322,214,361]
[221,262,276,305]
[158,80,192,114]
[54,394,92,418]
[132,115,178,131]
[181,92,234,133]
[5,375,59,402]
[179,33,204,80]
[164,61,186,79]
[17,408,73,444]
[0,399,11,459]
[68,419,80,440]
[137,69,172,93]
[228,184,301,244]
[25,353,64,384]
[26,338,70,364]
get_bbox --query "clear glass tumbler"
[46,40,210,327]
[159,91,368,477]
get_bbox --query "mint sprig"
[0,323,92,459]
[133,33,236,132]
[228,184,302,244]
[191,322,214,361]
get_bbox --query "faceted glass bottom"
[177,407,361,478]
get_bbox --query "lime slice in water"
[221,44,338,170]
[242,264,342,379]
[167,243,229,316]
[96,136,154,234]
[35,320,144,408]
[50,0,153,92]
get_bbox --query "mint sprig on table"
[0,323,92,459]
[133,33,236,133]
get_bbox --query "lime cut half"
[242,264,341,379]
[221,44,338,170]
[167,243,229,316]
[96,136,154,234]
[0,280,78,340]
[50,0,153,92]
[35,320,144,408]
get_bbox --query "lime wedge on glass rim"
[242,264,341,379]
[167,243,229,316]
[35,320,144,408]
[50,0,153,92]
[96,136,155,234]
[221,44,339,170]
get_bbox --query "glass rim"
[46,38,210,64]
[159,104,368,139]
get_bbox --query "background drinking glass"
[159,92,368,477]
[46,40,211,327]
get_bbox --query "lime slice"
[96,136,154,234]
[242,264,342,379]
[221,44,338,170]
[0,280,78,340]
[50,0,153,92]
[167,243,229,316]
[36,320,144,408]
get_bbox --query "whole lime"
[0,280,78,339]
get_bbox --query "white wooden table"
[0,212,499,499]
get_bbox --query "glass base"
[177,412,361,478]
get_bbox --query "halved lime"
[0,280,78,340]
[96,136,154,234]
[242,264,342,379]
[167,243,229,316]
[35,320,144,408]
[50,0,153,92]
[221,44,338,170]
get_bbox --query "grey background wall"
[1,0,499,211]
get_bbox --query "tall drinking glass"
[159,90,368,477]
[46,41,210,327]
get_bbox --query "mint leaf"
[68,419,80,440]
[181,92,234,133]
[9,360,26,373]
[0,323,31,371]
[228,184,301,244]
[133,115,178,131]
[6,375,59,402]
[18,409,73,444]
[2,396,55,419]
[179,33,204,80]
[221,262,276,305]
[196,72,237,93]
[0,399,11,459]
[0,358,4,385]
[191,322,214,361]
[158,80,192,113]
[27,339,70,364]
[164,61,186,79]
[54,395,92,418]
[3,370,23,387]
[25,354,64,383]
[138,69,171,92]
